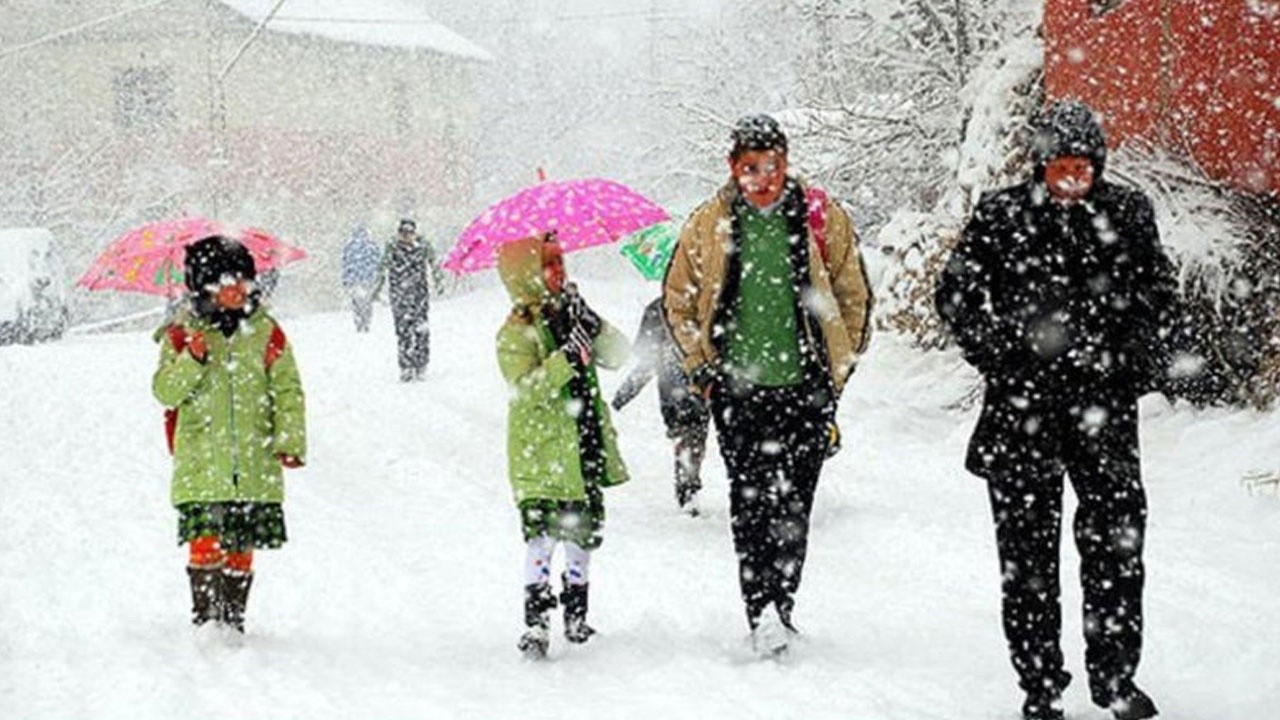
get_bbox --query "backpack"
[805,186,829,265]
[162,323,288,455]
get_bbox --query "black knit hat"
[184,235,256,294]
[1031,99,1108,178]
[398,218,417,233]
[729,114,788,159]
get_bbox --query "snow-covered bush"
[874,31,1044,347]
[1113,149,1280,406]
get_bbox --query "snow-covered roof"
[217,1,492,62]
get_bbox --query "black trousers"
[986,398,1147,695]
[392,302,429,374]
[711,381,827,628]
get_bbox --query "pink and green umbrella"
[444,178,670,275]
[78,217,306,296]
[619,219,681,281]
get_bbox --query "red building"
[1044,0,1279,198]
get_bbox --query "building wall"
[0,0,481,315]
[1044,0,1279,198]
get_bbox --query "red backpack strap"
[264,324,288,370]
[166,325,188,353]
[162,325,187,456]
[805,187,829,265]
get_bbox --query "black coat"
[378,237,434,317]
[936,174,1181,478]
[612,298,709,432]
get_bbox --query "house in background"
[1043,0,1278,199]
[0,0,490,316]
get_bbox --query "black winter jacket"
[936,179,1181,398]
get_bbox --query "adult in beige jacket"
[662,114,872,656]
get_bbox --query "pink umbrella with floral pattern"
[444,177,670,274]
[78,217,306,296]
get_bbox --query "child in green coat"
[495,233,630,658]
[153,236,306,633]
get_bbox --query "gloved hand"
[278,454,304,469]
[688,363,718,400]
[563,323,594,367]
[188,331,208,363]
[824,420,842,459]
[564,283,602,338]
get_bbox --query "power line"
[0,0,178,62]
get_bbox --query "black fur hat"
[1031,99,1108,178]
[184,235,256,294]
[729,114,788,159]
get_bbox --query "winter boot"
[675,482,700,516]
[1092,679,1158,720]
[561,574,596,644]
[221,571,253,633]
[186,566,223,626]
[518,583,556,658]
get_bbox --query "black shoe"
[1093,680,1158,720]
[561,575,596,644]
[675,481,700,512]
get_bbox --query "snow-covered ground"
[2,276,1279,719]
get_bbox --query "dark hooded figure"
[935,100,1177,720]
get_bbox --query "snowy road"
[2,281,1278,719]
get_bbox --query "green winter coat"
[152,310,306,507]
[496,236,630,505]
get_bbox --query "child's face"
[541,242,566,297]
[209,275,251,310]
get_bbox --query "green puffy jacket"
[152,310,306,506]
[496,237,630,504]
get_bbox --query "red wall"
[1044,0,1280,198]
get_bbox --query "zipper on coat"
[226,332,240,487]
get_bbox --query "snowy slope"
[2,275,1279,719]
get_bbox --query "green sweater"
[724,206,804,387]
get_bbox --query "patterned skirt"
[177,502,287,553]
[518,485,604,550]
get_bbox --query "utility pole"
[204,0,286,217]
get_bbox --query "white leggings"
[524,535,591,587]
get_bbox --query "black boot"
[221,571,253,633]
[518,583,556,658]
[1092,679,1158,720]
[186,566,223,626]
[561,574,596,644]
